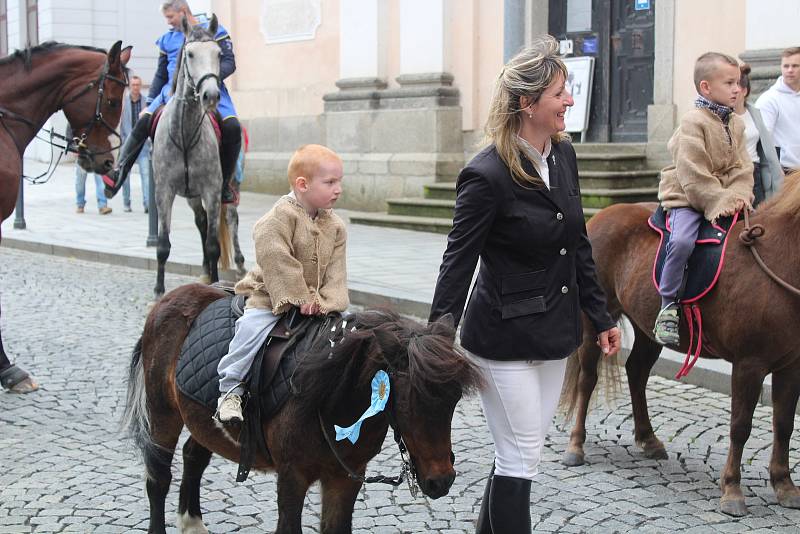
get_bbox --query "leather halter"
[0,58,127,158]
[739,210,800,297]
[167,39,222,197]
[317,366,420,496]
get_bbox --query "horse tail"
[559,325,622,422]
[120,336,158,474]
[218,206,232,272]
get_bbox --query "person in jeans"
[119,75,152,213]
[75,163,111,215]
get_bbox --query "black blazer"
[429,141,615,361]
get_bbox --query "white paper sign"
[562,56,595,135]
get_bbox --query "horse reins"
[0,58,127,183]
[169,40,221,197]
[316,351,421,496]
[739,210,800,297]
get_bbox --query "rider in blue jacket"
[103,0,240,204]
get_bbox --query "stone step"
[575,152,649,171]
[572,142,647,156]
[387,197,455,219]
[579,169,660,189]
[580,187,659,209]
[349,213,453,234]
[424,182,457,200]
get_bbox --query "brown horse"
[560,173,800,517]
[0,41,130,393]
[121,284,482,534]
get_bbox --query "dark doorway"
[548,0,655,142]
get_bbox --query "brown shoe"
[98,206,112,215]
[76,206,85,214]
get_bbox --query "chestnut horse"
[0,41,131,393]
[561,173,800,517]
[121,284,481,534]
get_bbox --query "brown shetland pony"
[561,172,800,517]
[121,284,482,534]
[0,41,130,393]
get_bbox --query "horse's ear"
[107,40,122,65]
[429,314,456,341]
[120,45,132,67]
[372,327,402,359]
[180,14,191,35]
[208,13,219,36]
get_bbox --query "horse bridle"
[168,40,222,196]
[317,354,456,497]
[0,59,128,161]
[61,58,129,159]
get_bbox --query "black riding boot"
[219,116,242,204]
[488,475,532,534]
[103,113,152,198]
[475,464,495,534]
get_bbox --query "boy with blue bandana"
[103,0,241,204]
[654,52,754,345]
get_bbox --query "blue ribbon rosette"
[334,370,390,444]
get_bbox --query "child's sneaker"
[653,303,680,346]
[215,393,243,423]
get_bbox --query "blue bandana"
[695,94,733,124]
[335,370,391,444]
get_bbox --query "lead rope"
[740,210,800,297]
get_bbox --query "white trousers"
[217,307,281,395]
[470,352,567,480]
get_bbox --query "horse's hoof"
[777,491,800,509]
[0,365,38,394]
[720,498,748,517]
[562,451,585,467]
[198,274,211,285]
[8,376,39,394]
[643,447,669,460]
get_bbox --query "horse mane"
[171,25,218,94]
[756,170,800,219]
[292,309,483,420]
[0,41,107,71]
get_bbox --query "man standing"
[120,75,152,212]
[756,47,800,173]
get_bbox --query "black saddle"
[175,294,343,481]
[648,205,739,303]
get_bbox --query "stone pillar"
[504,0,525,62]
[646,0,677,168]
[323,0,463,211]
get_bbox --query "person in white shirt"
[755,47,800,173]
[733,63,784,206]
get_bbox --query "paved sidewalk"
[1,160,767,405]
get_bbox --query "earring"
[528,112,533,118]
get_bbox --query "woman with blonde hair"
[429,36,620,533]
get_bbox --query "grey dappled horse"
[151,14,235,298]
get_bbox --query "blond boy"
[216,144,349,422]
[653,52,754,346]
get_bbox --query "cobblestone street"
[2,248,800,533]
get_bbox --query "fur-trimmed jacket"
[658,108,754,222]
[235,195,349,314]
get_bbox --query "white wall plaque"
[261,0,321,44]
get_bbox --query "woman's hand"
[300,302,320,315]
[596,326,621,357]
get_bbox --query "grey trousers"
[658,207,704,307]
[218,307,281,396]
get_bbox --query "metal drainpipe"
[504,0,526,62]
